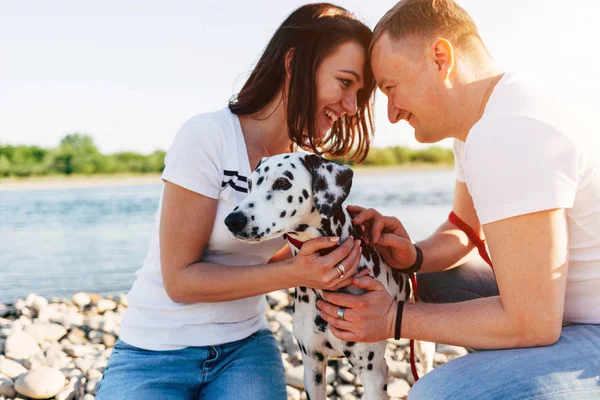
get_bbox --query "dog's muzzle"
[224,211,248,234]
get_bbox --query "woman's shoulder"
[183,107,238,135]
[171,107,239,150]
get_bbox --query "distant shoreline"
[0,164,452,192]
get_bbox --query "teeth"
[324,108,338,122]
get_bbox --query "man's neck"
[452,60,505,142]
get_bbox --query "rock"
[437,344,468,358]
[268,321,281,334]
[0,358,28,379]
[67,328,87,345]
[87,293,102,306]
[387,377,411,399]
[74,358,94,374]
[15,299,27,312]
[83,394,95,400]
[29,296,48,314]
[286,385,301,400]
[338,367,355,383]
[87,369,102,379]
[14,367,65,399]
[72,293,91,308]
[85,377,101,394]
[25,352,48,370]
[56,385,76,400]
[4,331,41,360]
[24,323,67,343]
[434,352,449,364]
[63,345,96,358]
[101,334,116,348]
[118,294,128,307]
[284,365,335,389]
[0,305,9,318]
[45,348,70,370]
[96,299,116,314]
[388,360,411,379]
[266,290,290,310]
[17,316,32,327]
[0,377,16,398]
[335,384,355,396]
[60,368,83,379]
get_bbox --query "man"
[316,0,600,398]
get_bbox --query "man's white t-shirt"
[119,108,285,350]
[453,72,600,324]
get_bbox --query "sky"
[1,0,599,154]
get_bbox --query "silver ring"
[336,263,346,279]
[337,307,345,321]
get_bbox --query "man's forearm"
[397,296,558,349]
[415,219,476,273]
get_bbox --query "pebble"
[4,331,41,360]
[0,358,28,379]
[14,367,65,399]
[0,290,468,399]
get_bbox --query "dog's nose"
[224,211,248,234]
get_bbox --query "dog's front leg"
[352,344,389,400]
[302,352,327,400]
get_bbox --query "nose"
[224,211,248,234]
[342,93,358,116]
[388,101,401,124]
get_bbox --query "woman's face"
[312,40,366,143]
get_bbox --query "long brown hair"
[229,3,375,162]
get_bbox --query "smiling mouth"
[324,107,339,123]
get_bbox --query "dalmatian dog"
[225,152,434,400]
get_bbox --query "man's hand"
[316,275,397,342]
[347,205,417,270]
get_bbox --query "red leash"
[408,212,494,382]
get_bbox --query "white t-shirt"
[453,72,600,324]
[119,108,285,350]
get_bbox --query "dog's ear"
[254,157,268,172]
[301,154,353,218]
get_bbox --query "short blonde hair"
[372,0,485,53]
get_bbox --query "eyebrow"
[339,69,362,83]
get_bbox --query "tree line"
[0,134,453,178]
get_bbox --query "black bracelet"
[397,244,423,273]
[394,301,405,340]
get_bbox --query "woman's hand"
[347,205,417,270]
[286,236,364,291]
[316,275,397,342]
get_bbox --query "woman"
[97,3,376,399]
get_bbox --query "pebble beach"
[0,290,468,400]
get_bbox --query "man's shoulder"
[483,72,556,120]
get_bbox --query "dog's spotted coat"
[225,152,434,400]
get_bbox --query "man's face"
[371,32,451,143]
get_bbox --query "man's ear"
[432,38,454,86]
[284,48,295,80]
[301,154,354,218]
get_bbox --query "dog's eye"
[247,180,252,192]
[273,178,292,191]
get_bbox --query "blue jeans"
[410,261,600,399]
[96,328,287,400]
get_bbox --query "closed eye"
[247,180,252,192]
[273,178,292,191]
